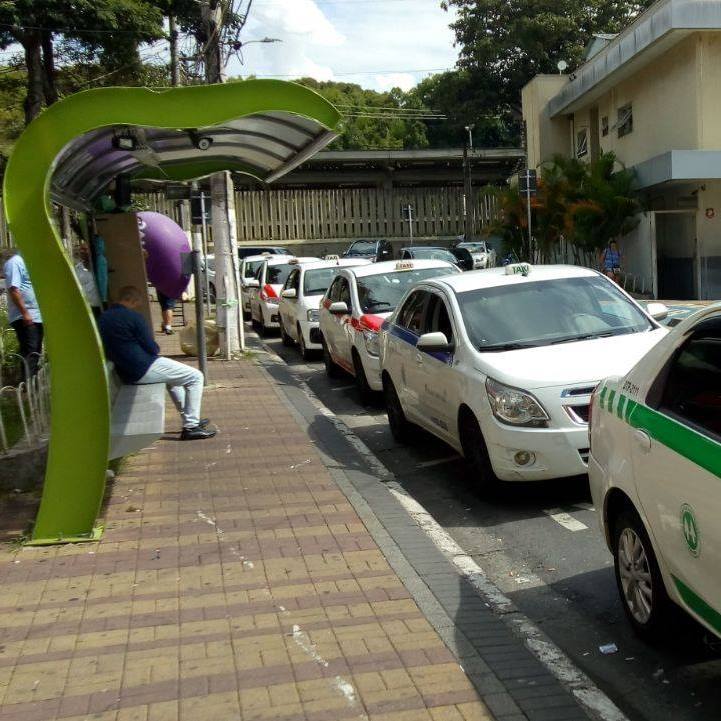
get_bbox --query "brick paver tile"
[0,341,497,721]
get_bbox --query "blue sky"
[230,0,460,91]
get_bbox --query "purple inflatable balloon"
[137,211,191,299]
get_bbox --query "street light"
[229,37,282,52]
[464,124,475,150]
[463,124,475,243]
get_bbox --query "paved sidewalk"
[0,323,593,721]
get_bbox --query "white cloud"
[229,0,458,91]
[373,73,417,92]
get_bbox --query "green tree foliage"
[296,78,430,150]
[492,152,640,261]
[440,0,655,138]
[0,1,165,123]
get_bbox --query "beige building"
[522,0,721,300]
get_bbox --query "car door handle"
[633,429,652,453]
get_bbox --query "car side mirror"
[329,301,349,315]
[647,302,669,321]
[246,279,259,288]
[281,288,297,299]
[416,332,454,353]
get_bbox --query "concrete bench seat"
[107,364,166,460]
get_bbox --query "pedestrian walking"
[1,248,43,377]
[157,290,177,335]
[600,240,622,284]
[98,285,216,440]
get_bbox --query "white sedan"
[240,253,271,318]
[247,255,319,334]
[319,259,460,403]
[379,264,669,490]
[278,257,371,360]
[589,304,721,641]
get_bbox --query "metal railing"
[0,339,50,455]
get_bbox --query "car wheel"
[612,508,671,640]
[352,350,374,405]
[384,376,413,443]
[298,325,313,361]
[459,410,499,495]
[322,337,342,378]
[280,321,294,347]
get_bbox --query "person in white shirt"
[1,248,43,377]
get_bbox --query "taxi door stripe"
[624,396,721,478]
[672,575,721,635]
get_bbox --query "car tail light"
[260,284,278,302]
[359,314,383,332]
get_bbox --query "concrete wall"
[592,35,700,167]
[697,181,721,298]
[522,75,571,168]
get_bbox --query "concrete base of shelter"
[0,442,48,493]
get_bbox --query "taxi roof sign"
[395,260,414,271]
[505,262,532,277]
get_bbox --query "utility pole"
[169,13,180,86]
[201,0,242,356]
[462,125,474,243]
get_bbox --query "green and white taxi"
[589,304,721,641]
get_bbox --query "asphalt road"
[257,300,720,721]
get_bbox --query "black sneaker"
[181,425,217,440]
[163,327,175,335]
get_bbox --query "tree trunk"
[23,33,44,124]
[41,31,59,106]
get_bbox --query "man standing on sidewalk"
[1,248,43,377]
[99,285,216,440]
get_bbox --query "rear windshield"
[303,268,338,296]
[408,248,458,263]
[266,264,294,285]
[356,266,456,314]
[244,260,263,278]
[346,241,377,256]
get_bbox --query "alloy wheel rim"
[618,527,653,624]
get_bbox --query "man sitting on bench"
[99,285,216,441]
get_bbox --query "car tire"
[352,350,374,405]
[298,325,313,361]
[280,321,294,347]
[612,507,671,641]
[384,376,413,444]
[322,337,342,378]
[459,410,500,496]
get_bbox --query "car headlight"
[363,330,380,357]
[485,378,549,427]
[307,309,320,322]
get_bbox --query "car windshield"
[244,260,263,278]
[459,242,487,253]
[346,241,376,256]
[457,276,654,351]
[303,268,338,296]
[266,264,294,285]
[408,248,458,264]
[357,266,456,314]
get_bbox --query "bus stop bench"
[107,364,166,460]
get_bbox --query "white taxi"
[378,264,669,490]
[278,257,371,360]
[589,304,721,641]
[240,253,271,318]
[248,255,319,334]
[319,259,460,403]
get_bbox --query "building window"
[601,116,609,137]
[576,128,589,158]
[617,104,633,137]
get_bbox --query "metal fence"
[0,329,50,455]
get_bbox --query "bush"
[0,308,21,385]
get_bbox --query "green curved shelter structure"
[3,80,342,544]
